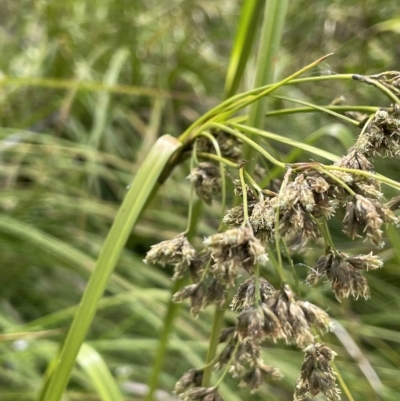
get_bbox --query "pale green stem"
[331,360,356,401]
[353,74,400,105]
[355,114,375,147]
[281,239,298,293]
[313,216,337,253]
[323,165,400,191]
[214,341,240,388]
[197,152,238,168]
[210,123,286,168]
[185,144,197,234]
[202,307,227,387]
[179,57,339,144]
[244,0,288,171]
[198,131,227,222]
[271,95,360,126]
[229,105,381,124]
[314,167,356,197]
[244,171,264,199]
[273,169,292,283]
[239,167,249,224]
[254,264,261,304]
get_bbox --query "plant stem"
[210,123,285,168]
[197,152,238,168]
[144,279,185,401]
[270,95,360,126]
[239,167,249,224]
[198,131,227,222]
[201,307,228,387]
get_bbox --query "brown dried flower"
[356,109,400,158]
[307,250,382,300]
[222,202,257,227]
[267,285,331,347]
[233,179,257,201]
[196,130,242,161]
[203,279,227,309]
[175,369,204,395]
[239,361,282,392]
[230,277,275,312]
[188,162,221,204]
[279,204,320,249]
[294,343,341,401]
[179,386,223,401]
[343,194,398,247]
[204,226,268,287]
[144,233,198,280]
[172,283,205,317]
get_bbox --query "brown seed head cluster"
[342,194,398,247]
[204,226,268,287]
[294,343,341,401]
[356,108,400,158]
[266,285,331,347]
[144,233,198,280]
[178,386,223,401]
[307,250,383,300]
[230,277,275,311]
[188,162,221,205]
[172,282,205,317]
[175,369,204,395]
[196,129,242,161]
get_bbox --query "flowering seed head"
[233,179,257,201]
[172,283,205,317]
[356,109,400,158]
[236,307,266,343]
[307,250,383,300]
[294,343,340,401]
[223,203,251,227]
[179,386,223,401]
[279,205,320,249]
[239,361,282,392]
[203,279,227,309]
[205,226,268,287]
[230,277,275,312]
[279,174,315,212]
[144,233,198,280]
[267,285,331,347]
[188,162,221,205]
[175,369,204,395]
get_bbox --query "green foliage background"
[1,0,400,400]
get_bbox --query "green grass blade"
[224,0,264,98]
[38,134,181,401]
[244,0,288,166]
[77,343,125,401]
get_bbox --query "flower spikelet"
[144,233,198,280]
[342,194,397,247]
[204,226,268,287]
[307,250,383,300]
[188,162,221,204]
[230,277,275,312]
[179,386,223,401]
[294,343,341,401]
[172,283,205,317]
[267,285,331,347]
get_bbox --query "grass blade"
[224,0,265,98]
[77,343,125,401]
[38,134,181,401]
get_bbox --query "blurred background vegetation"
[1,0,400,400]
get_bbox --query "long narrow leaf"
[224,0,264,98]
[38,134,181,401]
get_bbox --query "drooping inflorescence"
[145,91,400,400]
